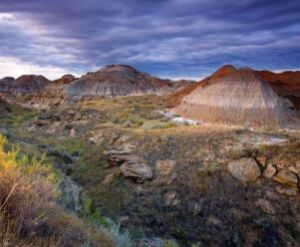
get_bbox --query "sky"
[0,0,300,80]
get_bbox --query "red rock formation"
[257,70,300,110]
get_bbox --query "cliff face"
[174,68,294,128]
[64,65,174,100]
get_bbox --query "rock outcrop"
[173,67,294,128]
[104,135,153,183]
[64,64,174,100]
[27,74,77,107]
[0,74,76,109]
[0,75,50,96]
[53,74,76,85]
[120,157,153,182]
[227,158,261,183]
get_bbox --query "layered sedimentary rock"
[0,74,76,109]
[169,65,300,110]
[24,74,77,108]
[174,67,293,128]
[64,64,174,100]
[166,65,235,107]
[0,75,50,95]
[257,70,300,110]
[53,74,76,85]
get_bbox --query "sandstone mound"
[0,75,50,96]
[166,65,235,108]
[64,64,173,99]
[174,67,293,128]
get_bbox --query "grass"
[0,134,114,247]
[163,239,180,247]
[2,94,300,246]
[198,162,219,176]
[227,146,257,160]
[44,138,136,243]
[80,96,171,131]
[0,100,37,128]
[142,120,177,130]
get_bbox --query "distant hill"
[0,75,50,96]
[0,74,76,108]
[64,64,175,100]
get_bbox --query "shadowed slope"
[258,70,300,110]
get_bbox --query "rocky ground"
[0,95,299,246]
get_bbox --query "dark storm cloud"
[0,0,299,79]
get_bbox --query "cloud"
[0,0,299,79]
[0,56,82,80]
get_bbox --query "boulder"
[263,164,277,178]
[104,149,137,167]
[291,163,300,175]
[102,173,115,185]
[257,156,267,167]
[164,191,180,206]
[206,215,222,227]
[34,119,49,126]
[104,138,137,167]
[272,170,298,187]
[88,131,105,145]
[276,186,298,196]
[227,158,261,183]
[156,159,176,176]
[255,199,276,215]
[120,157,153,182]
[105,137,152,182]
[70,128,76,137]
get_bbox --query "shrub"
[198,162,219,176]
[163,239,180,247]
[0,134,113,247]
[128,115,144,126]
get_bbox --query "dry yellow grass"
[0,134,113,247]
